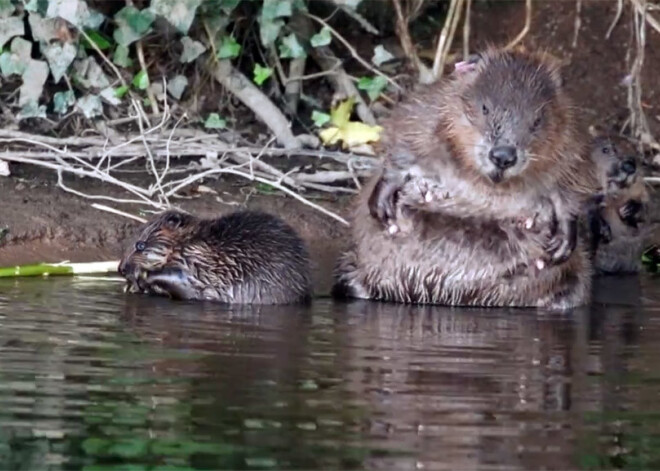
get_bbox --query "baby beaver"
[118,210,313,304]
[334,47,597,310]
[586,136,652,274]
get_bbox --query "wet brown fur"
[118,210,313,304]
[334,47,597,310]
[587,136,652,274]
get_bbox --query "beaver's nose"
[621,158,636,176]
[489,146,517,170]
[118,260,131,277]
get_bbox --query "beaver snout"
[488,145,517,170]
[621,158,636,176]
[118,259,132,277]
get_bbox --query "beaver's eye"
[602,146,610,154]
[135,241,146,252]
[531,117,542,131]
[482,104,489,116]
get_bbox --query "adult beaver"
[586,136,652,274]
[333,47,597,310]
[119,210,313,304]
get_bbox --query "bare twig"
[572,0,583,48]
[505,0,532,50]
[392,0,434,84]
[463,0,472,59]
[91,203,147,223]
[432,0,465,79]
[136,40,159,115]
[606,0,624,38]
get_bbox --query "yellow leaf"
[318,97,382,149]
[319,127,342,146]
[330,97,355,127]
[338,122,382,148]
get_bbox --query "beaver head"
[445,47,571,185]
[118,210,194,293]
[590,136,640,195]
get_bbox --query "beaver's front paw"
[619,199,644,229]
[541,216,578,266]
[368,175,402,232]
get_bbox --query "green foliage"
[132,70,149,90]
[180,36,206,63]
[310,27,331,47]
[53,90,75,114]
[357,75,388,100]
[311,110,331,127]
[217,35,241,59]
[114,85,129,98]
[253,63,273,86]
[372,44,394,66]
[112,45,133,67]
[0,0,391,125]
[150,0,202,34]
[278,33,306,59]
[204,113,227,129]
[81,30,113,50]
[113,6,155,46]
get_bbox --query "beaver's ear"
[453,52,483,76]
[163,212,185,229]
[540,52,566,90]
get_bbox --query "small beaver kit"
[586,135,652,274]
[119,210,313,304]
[334,47,598,310]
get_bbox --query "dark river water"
[1,275,660,470]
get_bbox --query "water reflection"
[0,276,658,470]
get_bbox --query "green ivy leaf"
[132,70,149,90]
[150,0,202,34]
[41,42,77,83]
[81,30,113,50]
[0,0,14,18]
[0,16,25,49]
[253,63,272,86]
[114,85,129,98]
[76,94,103,119]
[166,75,188,100]
[180,36,206,63]
[17,100,47,120]
[310,27,331,48]
[0,37,31,77]
[278,34,306,59]
[372,44,394,66]
[258,18,283,48]
[53,90,75,114]
[204,113,226,129]
[217,36,240,60]
[113,45,133,67]
[261,0,292,20]
[311,110,331,127]
[357,75,387,100]
[113,6,154,46]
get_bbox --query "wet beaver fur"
[118,210,313,304]
[333,47,598,310]
[586,136,652,274]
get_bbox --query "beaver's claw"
[542,217,577,266]
[619,199,643,228]
[368,175,402,230]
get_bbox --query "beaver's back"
[120,210,313,304]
